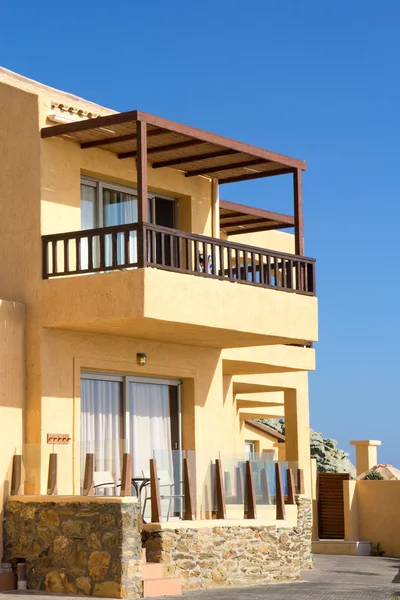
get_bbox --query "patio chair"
[93,470,116,495]
[141,469,184,521]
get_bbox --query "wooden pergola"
[41,110,306,255]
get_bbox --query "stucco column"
[310,458,318,540]
[284,380,311,498]
[343,480,359,540]
[350,440,381,476]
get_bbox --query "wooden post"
[136,119,148,269]
[11,455,23,496]
[297,468,305,495]
[260,467,271,504]
[121,453,132,497]
[293,168,304,256]
[215,459,226,519]
[244,461,257,519]
[183,457,195,520]
[287,468,296,504]
[150,458,161,523]
[83,453,95,496]
[275,463,286,520]
[47,453,57,495]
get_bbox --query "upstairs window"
[80,177,176,230]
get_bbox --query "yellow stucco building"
[0,67,318,577]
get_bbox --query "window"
[80,177,177,229]
[245,440,257,460]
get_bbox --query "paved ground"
[1,555,400,599]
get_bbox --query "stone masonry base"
[142,497,313,590]
[3,497,142,598]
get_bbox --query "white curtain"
[127,382,172,477]
[103,188,137,266]
[80,184,97,270]
[80,379,123,492]
[80,184,138,270]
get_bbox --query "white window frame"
[245,440,257,459]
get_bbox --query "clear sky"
[1,1,399,466]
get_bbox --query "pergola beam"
[118,139,203,160]
[185,159,267,178]
[226,223,294,235]
[81,128,165,149]
[220,217,270,228]
[219,167,295,184]
[41,110,139,138]
[220,200,295,224]
[152,149,237,169]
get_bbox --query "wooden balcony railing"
[42,222,316,295]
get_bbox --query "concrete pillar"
[284,381,311,498]
[278,442,286,461]
[310,458,319,540]
[350,440,381,476]
[343,480,359,540]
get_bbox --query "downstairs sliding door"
[80,373,181,511]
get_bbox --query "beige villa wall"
[0,77,315,515]
[0,75,301,259]
[240,422,279,458]
[41,268,318,349]
[38,328,246,498]
[0,299,25,559]
[41,136,213,238]
[0,83,43,461]
[229,229,296,255]
[354,481,400,557]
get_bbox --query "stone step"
[141,563,164,581]
[143,577,182,598]
[312,540,372,556]
[0,573,15,592]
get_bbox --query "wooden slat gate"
[317,472,350,539]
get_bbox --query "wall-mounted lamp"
[136,352,147,366]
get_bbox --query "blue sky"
[1,1,399,466]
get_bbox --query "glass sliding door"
[102,186,137,227]
[80,178,138,268]
[126,381,172,477]
[80,373,181,508]
[102,184,138,266]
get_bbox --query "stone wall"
[143,498,313,590]
[3,498,142,598]
[295,496,313,569]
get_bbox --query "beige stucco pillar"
[350,440,381,476]
[284,379,311,497]
[310,458,318,540]
[343,480,359,540]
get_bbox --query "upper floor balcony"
[39,109,318,348]
[42,221,315,295]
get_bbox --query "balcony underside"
[222,345,315,375]
[42,268,318,349]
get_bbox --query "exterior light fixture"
[136,353,147,366]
